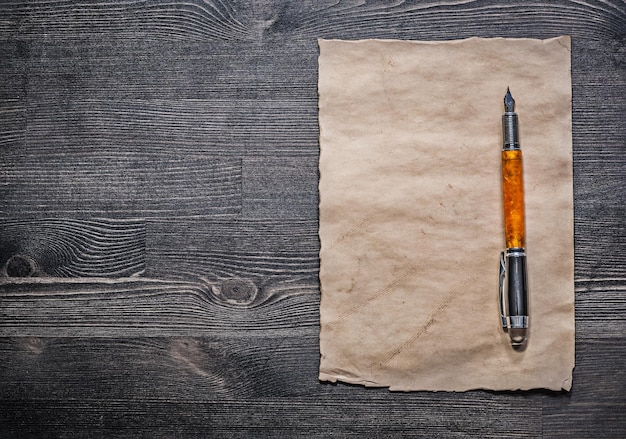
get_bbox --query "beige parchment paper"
[318,36,574,391]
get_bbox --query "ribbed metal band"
[502,113,520,150]
[509,315,528,329]
[506,247,526,257]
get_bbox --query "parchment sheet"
[318,36,574,391]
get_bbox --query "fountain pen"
[498,88,529,346]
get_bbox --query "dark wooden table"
[1,1,624,437]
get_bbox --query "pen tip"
[504,88,515,112]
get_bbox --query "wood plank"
[18,38,318,98]
[4,330,618,435]
[21,96,318,156]
[275,2,626,41]
[0,337,543,437]
[145,217,319,281]
[0,277,319,336]
[571,38,626,220]
[0,397,541,438]
[2,276,624,340]
[0,1,250,42]
[0,217,145,277]
[0,336,323,398]
[0,0,624,437]
[0,154,242,217]
[5,0,622,42]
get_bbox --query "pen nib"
[504,87,515,112]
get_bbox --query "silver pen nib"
[504,87,515,112]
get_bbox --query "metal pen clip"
[498,251,508,329]
[499,249,529,345]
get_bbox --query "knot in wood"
[216,278,258,305]
[24,337,45,354]
[4,254,37,277]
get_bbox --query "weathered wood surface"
[1,0,625,437]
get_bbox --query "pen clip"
[498,251,508,329]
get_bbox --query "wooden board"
[1,1,625,437]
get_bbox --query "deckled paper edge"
[317,36,575,392]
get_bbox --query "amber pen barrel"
[502,150,525,248]
[499,89,529,346]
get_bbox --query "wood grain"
[243,156,319,218]
[0,154,242,217]
[0,0,625,437]
[0,218,145,277]
[543,339,626,437]
[0,277,319,336]
[0,336,623,435]
[576,279,626,339]
[21,95,318,155]
[0,397,541,438]
[145,217,319,279]
[0,336,544,437]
